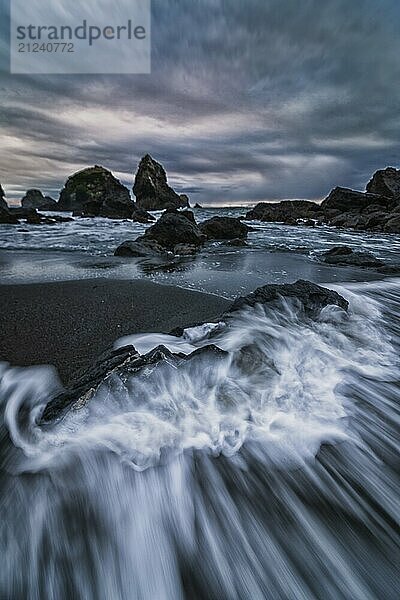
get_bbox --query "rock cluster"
[115,212,251,258]
[133,154,189,211]
[245,167,400,233]
[21,189,57,210]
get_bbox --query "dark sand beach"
[0,279,230,384]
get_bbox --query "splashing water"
[1,283,400,599]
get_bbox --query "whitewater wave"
[1,284,400,599]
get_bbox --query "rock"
[114,239,168,258]
[180,210,196,224]
[200,216,250,240]
[133,154,189,210]
[173,244,198,255]
[227,238,248,247]
[383,215,400,233]
[0,185,19,224]
[321,246,383,268]
[228,280,348,315]
[320,187,391,213]
[366,167,400,199]
[131,207,155,223]
[246,200,320,222]
[58,166,133,218]
[138,210,206,250]
[194,203,203,209]
[0,184,8,210]
[21,189,57,210]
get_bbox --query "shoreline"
[0,278,230,384]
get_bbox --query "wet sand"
[0,279,230,384]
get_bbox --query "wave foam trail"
[1,284,400,599]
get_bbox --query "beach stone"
[133,154,189,210]
[366,167,400,199]
[227,238,248,247]
[321,246,383,267]
[58,166,133,217]
[21,189,57,211]
[114,239,168,258]
[228,280,349,314]
[200,216,250,240]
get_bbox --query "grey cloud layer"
[1,0,399,203]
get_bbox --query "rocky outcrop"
[366,167,400,198]
[228,280,349,315]
[133,154,189,210]
[131,207,155,224]
[0,185,19,224]
[21,189,57,211]
[58,166,133,218]
[200,216,250,240]
[320,247,383,268]
[115,210,206,257]
[194,203,203,209]
[320,187,392,213]
[246,200,320,223]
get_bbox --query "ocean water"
[1,211,400,598]
[0,208,399,294]
[1,281,400,599]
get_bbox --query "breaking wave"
[1,282,400,599]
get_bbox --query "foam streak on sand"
[0,282,400,599]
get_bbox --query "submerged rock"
[228,280,349,315]
[133,154,189,211]
[200,216,250,240]
[366,167,400,199]
[21,189,57,211]
[58,166,133,218]
[321,246,383,268]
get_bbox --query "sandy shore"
[0,279,230,384]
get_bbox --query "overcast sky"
[1,0,400,205]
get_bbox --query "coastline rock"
[200,216,250,240]
[21,189,57,211]
[227,238,248,247]
[114,239,168,258]
[133,154,189,211]
[228,280,348,315]
[366,167,400,199]
[58,166,133,218]
[131,207,156,224]
[0,185,19,224]
[321,246,383,268]
[194,203,203,209]
[246,200,320,222]
[138,210,206,250]
[320,187,391,213]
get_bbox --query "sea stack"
[21,189,57,211]
[133,154,189,210]
[58,166,133,218]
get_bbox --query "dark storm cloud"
[1,0,400,204]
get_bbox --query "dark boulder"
[194,203,203,209]
[133,154,189,211]
[321,246,383,268]
[0,185,19,224]
[200,216,250,240]
[366,167,400,199]
[131,207,155,223]
[114,239,168,258]
[21,189,57,210]
[246,200,320,222]
[138,210,206,250]
[58,166,133,218]
[228,280,348,315]
[227,238,248,247]
[320,187,391,213]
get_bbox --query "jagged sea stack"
[133,154,189,210]
[58,166,133,218]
